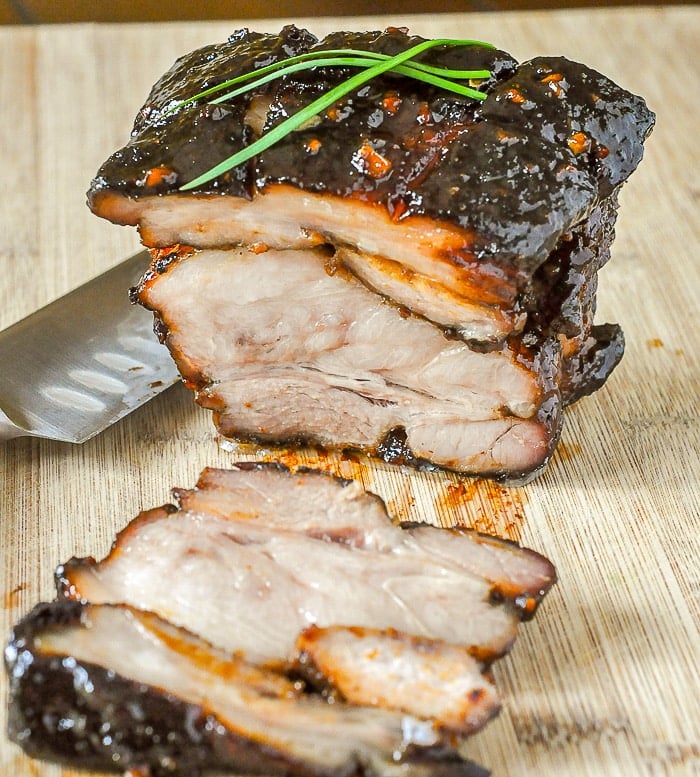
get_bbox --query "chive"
[207,56,490,104]
[169,46,492,113]
[178,38,494,192]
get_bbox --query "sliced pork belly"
[97,185,524,342]
[296,625,500,735]
[8,466,556,774]
[135,244,561,476]
[88,26,654,475]
[58,464,556,666]
[6,601,490,777]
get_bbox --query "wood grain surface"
[1,7,698,777]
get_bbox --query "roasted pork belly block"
[57,464,556,666]
[134,245,562,476]
[88,26,654,476]
[6,601,491,777]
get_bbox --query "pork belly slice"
[6,600,491,777]
[95,184,524,343]
[134,244,561,477]
[296,626,500,735]
[335,244,526,343]
[57,464,556,666]
[176,466,556,602]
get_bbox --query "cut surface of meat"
[97,185,523,342]
[58,464,557,666]
[135,245,561,477]
[88,26,654,477]
[5,600,491,777]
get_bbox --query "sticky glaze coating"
[88,25,654,273]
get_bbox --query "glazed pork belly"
[58,464,556,665]
[7,465,555,776]
[6,601,491,777]
[88,26,654,477]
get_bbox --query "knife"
[0,251,180,443]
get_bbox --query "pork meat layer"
[295,625,500,735]
[58,464,556,665]
[134,245,561,476]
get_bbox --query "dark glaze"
[6,602,233,777]
[561,322,625,403]
[88,25,654,274]
[7,602,359,777]
[521,192,626,402]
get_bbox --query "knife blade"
[0,251,180,443]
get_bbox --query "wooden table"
[1,7,698,777]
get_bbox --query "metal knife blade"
[0,251,180,443]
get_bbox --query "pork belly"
[87,26,654,476]
[295,625,500,735]
[8,465,556,775]
[134,245,561,476]
[57,464,556,666]
[6,600,491,777]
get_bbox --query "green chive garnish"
[172,48,492,111]
[203,56,489,105]
[176,37,494,191]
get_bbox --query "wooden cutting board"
[1,7,698,777]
